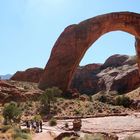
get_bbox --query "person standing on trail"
[36,121,39,133]
[39,120,43,132]
[25,120,30,129]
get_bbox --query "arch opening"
[80,31,135,66]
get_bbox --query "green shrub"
[49,118,57,126]
[33,114,42,122]
[1,125,12,133]
[115,95,132,107]
[74,109,81,115]
[13,127,31,140]
[98,95,107,103]
[21,128,31,133]
[40,87,62,115]
[3,101,22,124]
[13,132,31,140]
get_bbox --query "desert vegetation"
[0,81,140,140]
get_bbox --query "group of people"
[25,119,43,133]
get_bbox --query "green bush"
[49,118,57,126]
[98,95,107,103]
[40,87,62,115]
[33,114,42,122]
[115,95,132,107]
[1,125,12,133]
[13,127,31,140]
[74,109,81,115]
[13,132,31,140]
[21,128,31,134]
[2,101,22,124]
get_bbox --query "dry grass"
[126,87,140,100]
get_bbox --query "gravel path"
[32,113,140,140]
[33,132,53,140]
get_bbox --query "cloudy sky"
[0,0,140,74]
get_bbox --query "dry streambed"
[37,113,140,140]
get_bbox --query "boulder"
[73,118,82,131]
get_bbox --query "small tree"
[40,87,62,115]
[3,101,22,124]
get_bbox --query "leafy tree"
[40,87,62,115]
[3,101,22,124]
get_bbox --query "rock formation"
[11,54,140,95]
[0,80,43,103]
[11,68,43,83]
[71,54,140,94]
[38,12,140,91]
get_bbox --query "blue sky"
[0,0,140,74]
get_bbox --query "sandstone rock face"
[70,55,140,94]
[0,80,43,103]
[11,68,43,83]
[39,12,140,91]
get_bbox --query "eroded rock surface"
[0,80,43,103]
[71,55,140,94]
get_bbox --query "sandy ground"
[33,132,53,140]
[32,112,140,140]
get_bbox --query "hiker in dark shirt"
[39,120,43,132]
[36,121,39,133]
[31,119,36,130]
[25,120,30,129]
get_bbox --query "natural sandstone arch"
[39,12,140,91]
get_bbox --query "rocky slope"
[0,80,43,103]
[11,68,43,83]
[71,54,140,94]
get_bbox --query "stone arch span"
[39,12,140,91]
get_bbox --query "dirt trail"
[33,131,53,140]
[81,113,140,139]
[32,113,140,140]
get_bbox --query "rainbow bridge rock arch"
[39,12,140,91]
